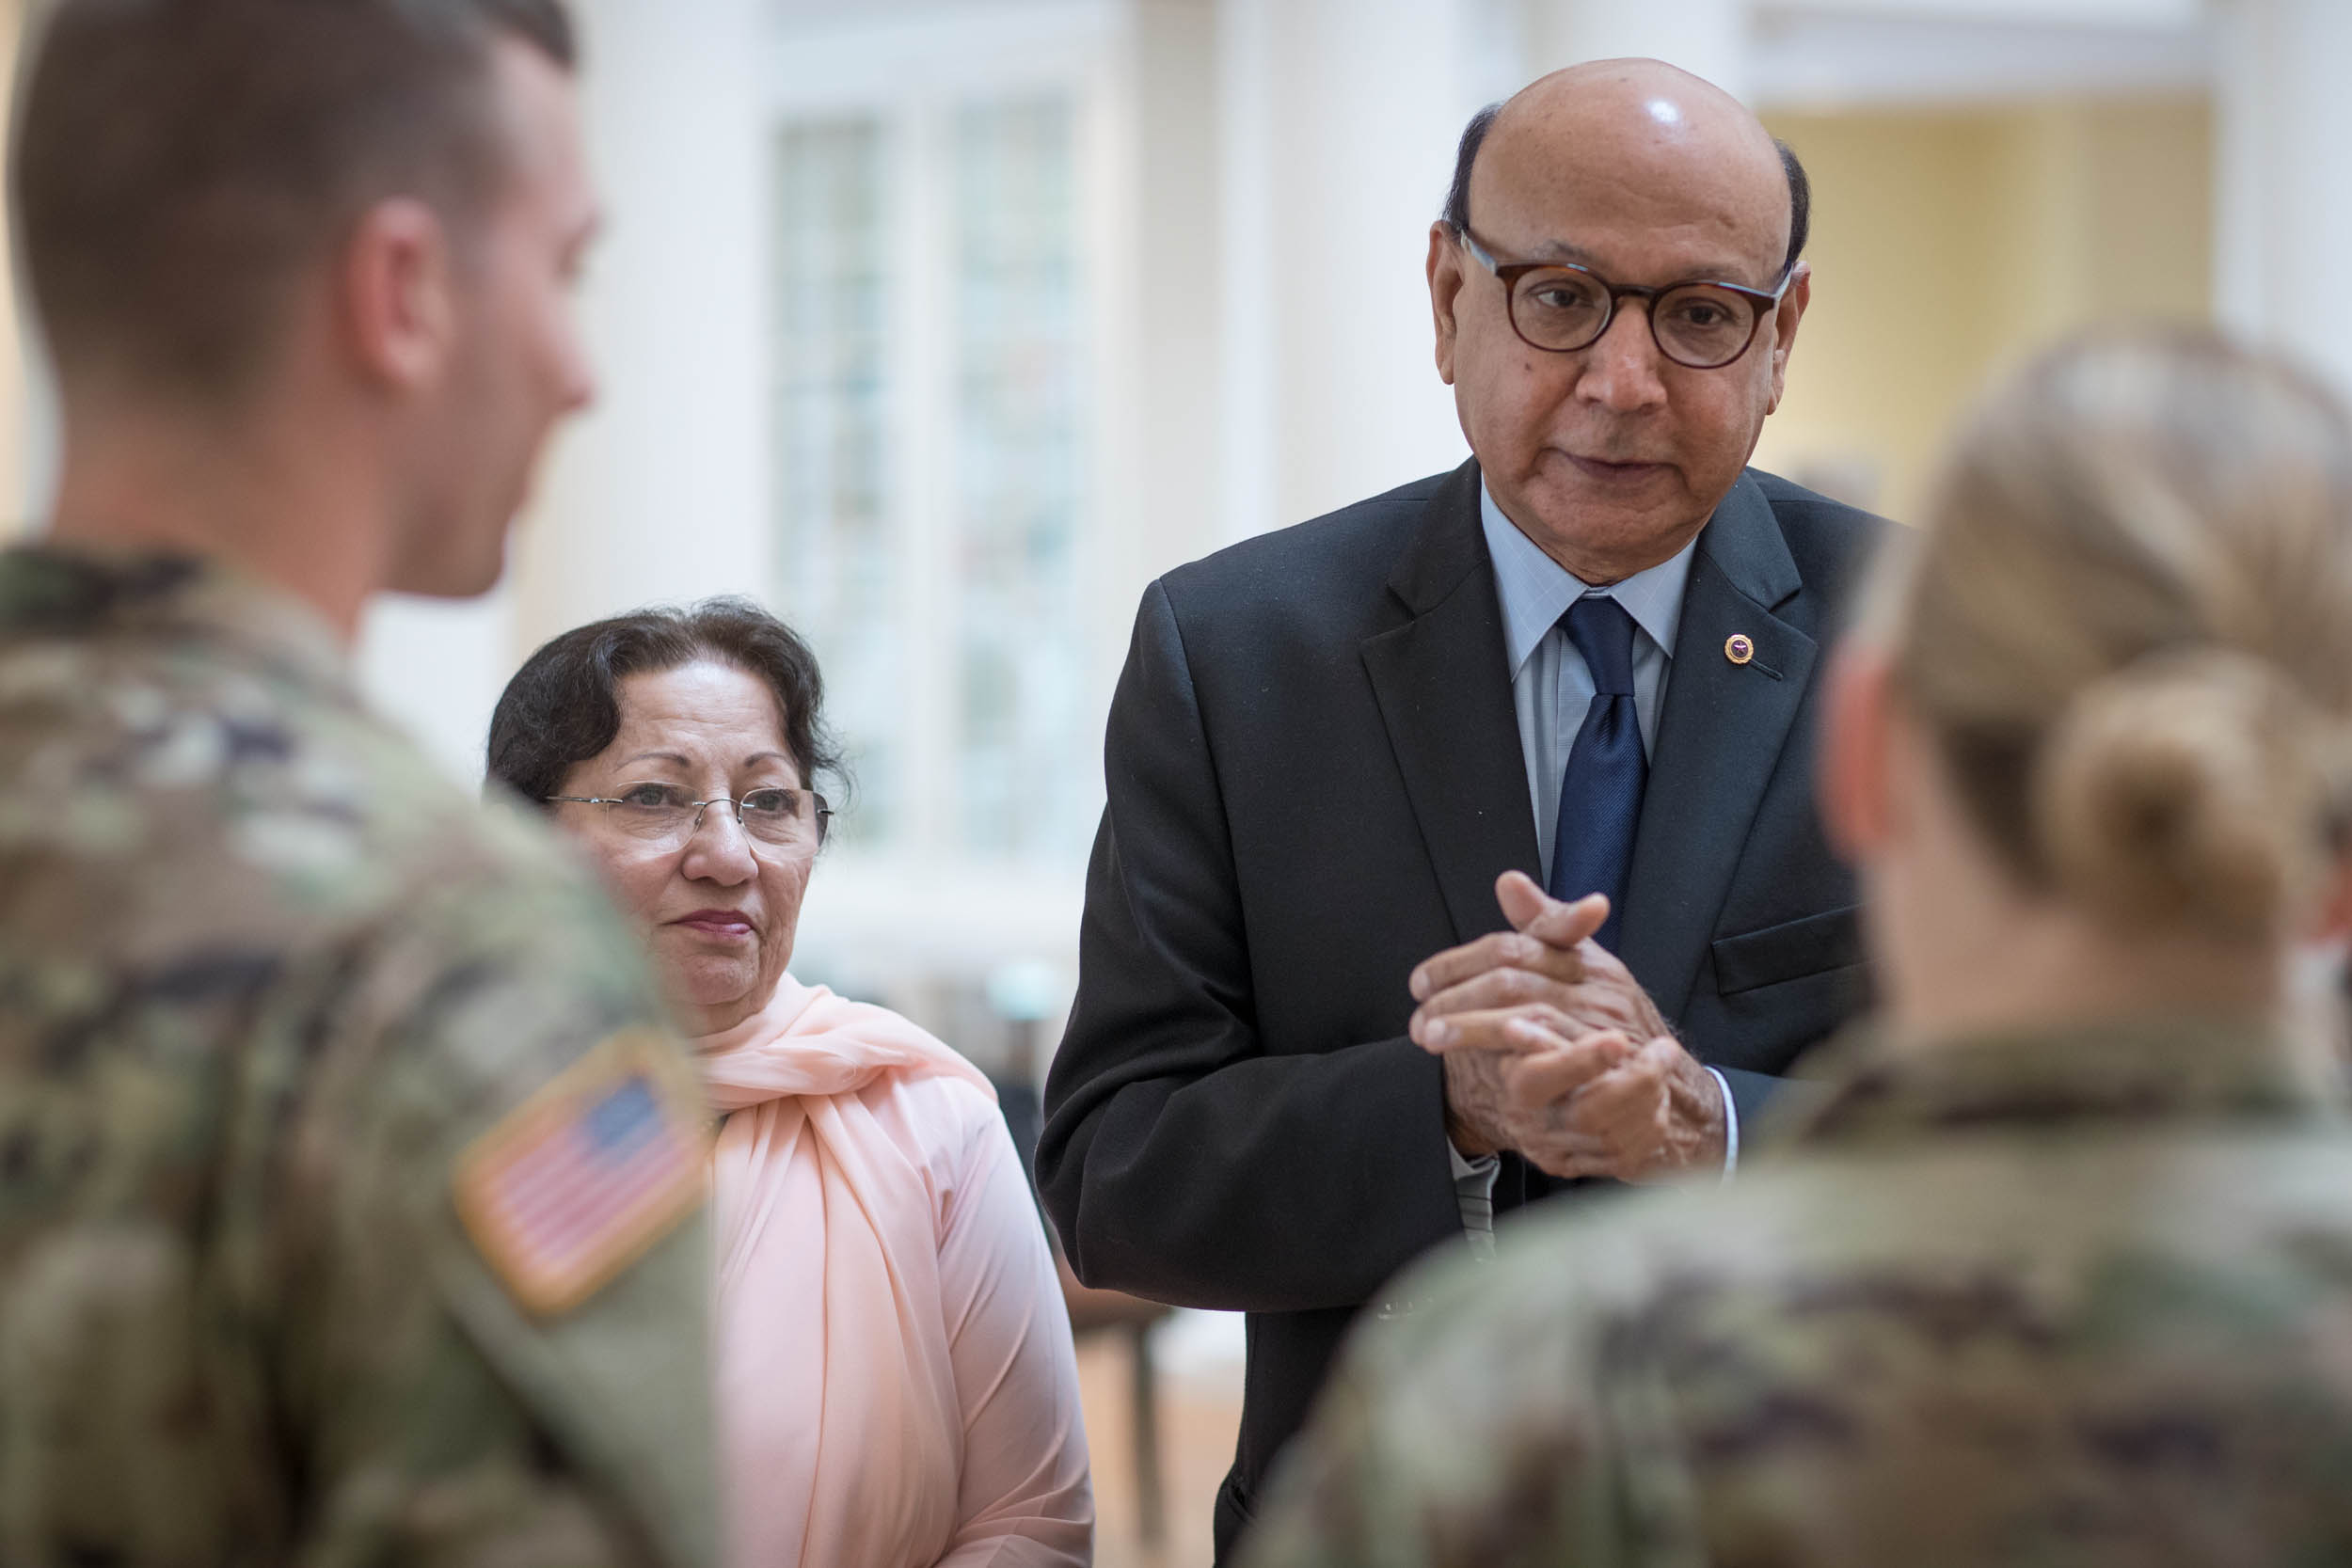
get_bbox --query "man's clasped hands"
[1407,872,1729,1182]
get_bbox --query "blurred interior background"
[2,1,2346,1560]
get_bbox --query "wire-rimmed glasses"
[1454,224,1792,370]
[547,784,832,856]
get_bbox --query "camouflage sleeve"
[266,857,717,1568]
[1236,1243,1636,1568]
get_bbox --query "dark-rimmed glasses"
[547,784,832,855]
[1454,224,1792,370]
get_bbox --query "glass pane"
[952,95,1088,859]
[774,118,897,846]
[1513,268,1609,349]
[1654,284,1757,366]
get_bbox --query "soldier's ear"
[338,196,457,394]
[1819,641,1892,862]
[2308,857,2352,943]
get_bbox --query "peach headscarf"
[695,977,1000,1567]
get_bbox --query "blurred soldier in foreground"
[1242,331,2352,1568]
[0,3,716,1564]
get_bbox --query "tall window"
[774,119,898,845]
[773,93,1093,864]
[953,99,1087,857]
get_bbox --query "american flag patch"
[453,1029,708,1316]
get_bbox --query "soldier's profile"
[0,2,718,1562]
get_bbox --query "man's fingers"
[1412,965,1584,1030]
[1492,870,1553,931]
[1549,978,1661,1036]
[1501,1030,1634,1101]
[1569,1049,1671,1116]
[1417,969,1665,1052]
[1413,1003,1578,1055]
[1408,928,1585,1003]
[1406,879,1611,1002]
[1496,871,1610,950]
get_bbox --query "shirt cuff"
[1447,1137,1502,1259]
[1447,1137,1494,1183]
[1705,1065,1740,1181]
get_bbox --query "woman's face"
[551,659,818,1036]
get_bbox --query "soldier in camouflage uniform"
[0,2,716,1564]
[0,553,715,1563]
[1242,1016,2352,1568]
[1242,334,2352,1568]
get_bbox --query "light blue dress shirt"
[1447,483,1737,1256]
[1479,483,1694,881]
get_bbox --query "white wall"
[1526,0,1749,98]
[1215,0,1501,543]
[357,589,516,784]
[2213,0,2352,401]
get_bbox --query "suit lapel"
[1617,473,1819,1021]
[1360,461,1541,945]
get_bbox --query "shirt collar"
[0,545,352,691]
[1479,481,1699,679]
[1777,1012,2348,1155]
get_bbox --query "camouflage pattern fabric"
[0,547,718,1567]
[1240,1014,2352,1568]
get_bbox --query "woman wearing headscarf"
[487,601,1090,1567]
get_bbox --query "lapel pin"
[1724,633,1756,666]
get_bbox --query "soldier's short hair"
[13,0,577,399]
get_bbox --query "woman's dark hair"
[485,598,844,810]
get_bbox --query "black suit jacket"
[1036,459,1883,1558]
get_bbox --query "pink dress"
[696,978,1092,1567]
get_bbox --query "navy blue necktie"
[1549,594,1646,951]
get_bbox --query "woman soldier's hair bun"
[1872,328,2352,944]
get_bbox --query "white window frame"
[769,0,1137,998]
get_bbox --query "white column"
[1523,0,1750,102]
[2213,0,2352,399]
[1216,0,1496,542]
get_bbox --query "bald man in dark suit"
[1039,60,1883,1560]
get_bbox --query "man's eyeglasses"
[1454,224,1792,371]
[547,784,832,856]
